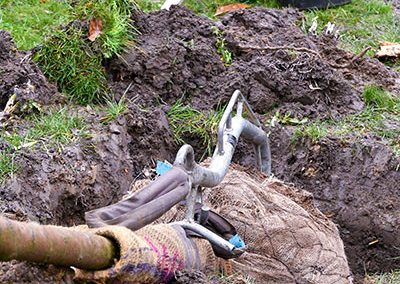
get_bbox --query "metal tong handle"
[174,90,271,221]
[217,90,260,153]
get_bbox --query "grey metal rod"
[174,116,271,189]
[173,221,238,253]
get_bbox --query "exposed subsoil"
[0,5,399,283]
[271,129,400,277]
[1,113,134,225]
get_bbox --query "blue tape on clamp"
[229,234,245,248]
[156,160,173,175]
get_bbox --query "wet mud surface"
[1,5,400,283]
[271,128,400,276]
[0,31,62,113]
[0,261,74,284]
[1,115,135,225]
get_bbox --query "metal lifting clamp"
[172,90,271,258]
[85,90,271,259]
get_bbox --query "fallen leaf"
[214,3,251,16]
[88,17,103,42]
[375,41,400,58]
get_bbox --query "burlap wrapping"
[74,224,217,283]
[153,166,353,284]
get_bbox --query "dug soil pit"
[271,130,400,277]
[107,6,400,279]
[0,5,399,283]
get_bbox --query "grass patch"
[303,0,400,54]
[0,107,88,184]
[35,25,107,105]
[0,149,16,184]
[370,270,400,284]
[168,100,223,158]
[73,0,137,58]
[135,0,163,12]
[34,0,138,105]
[2,108,88,150]
[100,96,128,123]
[292,122,329,143]
[363,84,399,110]
[269,110,309,126]
[290,85,400,153]
[0,0,72,50]
[28,108,88,145]
[182,0,279,18]
[212,26,233,66]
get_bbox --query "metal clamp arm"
[172,221,244,258]
[174,90,271,222]
[174,90,271,187]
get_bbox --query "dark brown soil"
[110,8,399,119]
[0,261,74,284]
[271,128,400,277]
[0,110,135,225]
[1,5,399,283]
[0,30,63,114]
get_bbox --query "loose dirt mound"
[0,112,135,225]
[107,8,226,106]
[0,30,62,113]
[109,8,399,119]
